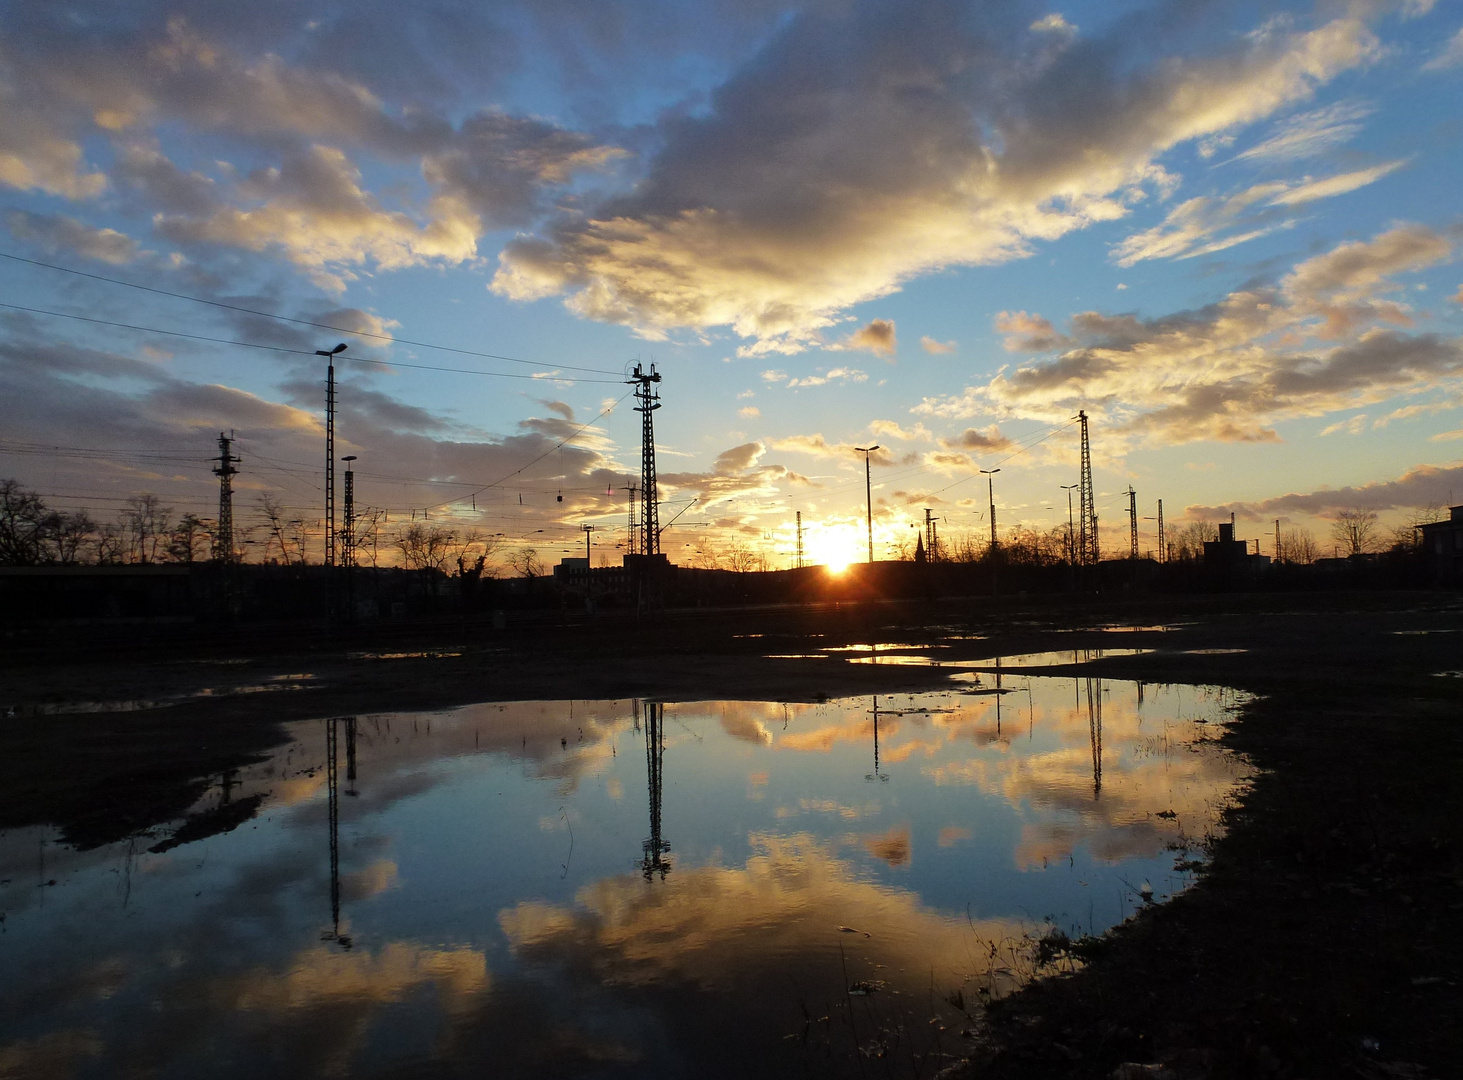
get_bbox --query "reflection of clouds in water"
[919,689,1250,869]
[938,826,972,848]
[500,832,1020,995]
[228,942,487,1013]
[0,1029,102,1077]
[340,859,398,903]
[862,825,911,868]
[773,797,877,820]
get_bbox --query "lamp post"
[1061,483,1079,565]
[980,468,1001,548]
[854,446,881,563]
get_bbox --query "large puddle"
[0,677,1251,1078]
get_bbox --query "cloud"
[839,318,896,357]
[1421,27,1463,71]
[996,310,1069,352]
[1232,99,1374,162]
[919,336,956,354]
[738,405,760,418]
[918,225,1463,446]
[941,425,1013,452]
[492,2,1382,352]
[6,211,141,264]
[1111,162,1405,266]
[783,366,867,388]
[713,441,765,474]
[1186,461,1463,518]
[868,419,930,442]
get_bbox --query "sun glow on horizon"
[806,523,863,574]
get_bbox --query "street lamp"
[1061,483,1079,565]
[980,468,1001,548]
[854,446,881,563]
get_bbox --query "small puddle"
[950,648,1154,669]
[2,680,1251,1078]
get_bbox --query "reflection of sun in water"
[806,524,863,573]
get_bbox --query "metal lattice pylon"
[631,364,662,556]
[1077,410,1099,564]
[212,431,239,562]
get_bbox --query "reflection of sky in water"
[0,679,1250,1079]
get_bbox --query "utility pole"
[620,485,639,556]
[342,456,357,622]
[795,511,804,568]
[923,508,936,562]
[1061,483,1078,564]
[1077,410,1098,565]
[212,431,239,562]
[981,469,1000,548]
[1127,486,1138,559]
[1157,500,1166,563]
[630,364,662,557]
[855,445,881,563]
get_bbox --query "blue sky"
[2,0,1461,567]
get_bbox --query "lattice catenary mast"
[1127,486,1138,559]
[630,364,662,557]
[212,431,240,562]
[1077,410,1099,564]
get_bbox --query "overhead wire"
[0,301,621,385]
[0,249,624,376]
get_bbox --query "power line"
[0,249,624,376]
[0,302,622,384]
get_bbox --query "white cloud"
[1232,100,1374,162]
[919,336,956,354]
[918,226,1462,446]
[1421,27,1463,71]
[493,4,1382,352]
[1112,162,1404,266]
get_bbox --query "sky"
[2,0,1461,569]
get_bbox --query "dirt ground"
[3,590,1461,1077]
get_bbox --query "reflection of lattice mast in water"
[643,702,670,880]
[1086,677,1103,798]
[1078,410,1098,565]
[345,716,357,794]
[326,717,341,935]
[866,696,885,781]
[630,364,662,557]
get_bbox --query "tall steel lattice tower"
[630,363,662,557]
[621,485,639,556]
[1077,410,1099,565]
[1157,500,1166,563]
[1127,486,1138,559]
[212,431,239,562]
[795,511,803,568]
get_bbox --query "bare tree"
[393,522,457,574]
[1389,503,1444,552]
[1167,521,1218,562]
[724,542,761,573]
[168,513,212,563]
[1330,507,1379,556]
[121,494,172,564]
[506,546,545,578]
[95,521,125,564]
[690,536,722,569]
[256,494,296,565]
[0,479,52,564]
[1279,527,1319,564]
[52,510,97,564]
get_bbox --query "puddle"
[1179,648,1249,656]
[822,643,951,653]
[0,681,1251,1079]
[950,649,1153,669]
[845,654,945,666]
[350,650,468,660]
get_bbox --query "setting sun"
[806,524,863,574]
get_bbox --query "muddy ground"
[2,589,1461,1078]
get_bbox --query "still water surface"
[1,674,1250,1078]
